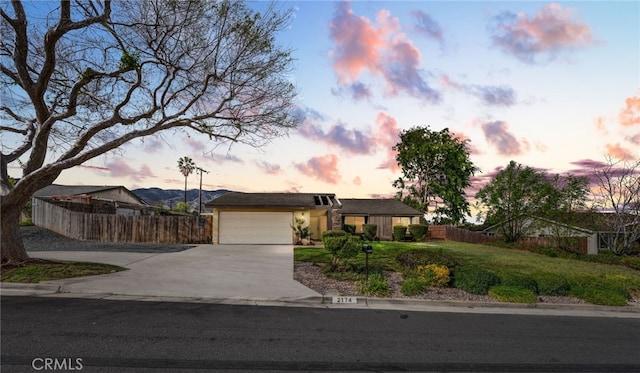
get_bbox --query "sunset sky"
[20,1,640,217]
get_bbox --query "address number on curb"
[332,296,357,304]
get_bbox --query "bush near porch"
[294,241,640,306]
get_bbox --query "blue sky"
[30,1,640,214]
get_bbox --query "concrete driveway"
[30,245,320,301]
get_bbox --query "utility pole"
[196,167,209,214]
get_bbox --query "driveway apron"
[30,245,320,300]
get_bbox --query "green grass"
[489,286,537,304]
[1,261,126,283]
[295,241,640,306]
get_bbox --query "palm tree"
[177,156,196,205]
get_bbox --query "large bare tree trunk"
[1,198,30,264]
[1,169,60,264]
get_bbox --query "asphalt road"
[2,296,639,372]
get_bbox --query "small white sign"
[332,296,357,304]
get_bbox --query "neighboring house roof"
[484,211,638,235]
[33,184,148,206]
[205,192,339,209]
[340,198,422,216]
[556,211,638,232]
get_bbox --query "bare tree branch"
[1,0,299,261]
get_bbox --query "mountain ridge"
[132,187,231,210]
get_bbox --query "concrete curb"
[3,282,640,318]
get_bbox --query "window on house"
[344,216,366,233]
[392,217,411,226]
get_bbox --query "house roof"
[555,211,638,232]
[205,192,339,209]
[206,193,422,216]
[484,211,638,234]
[33,184,148,206]
[339,199,423,216]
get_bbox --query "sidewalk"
[2,246,640,319]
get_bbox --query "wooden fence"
[32,198,212,244]
[427,225,588,253]
[428,225,497,244]
[520,236,588,254]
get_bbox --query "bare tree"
[592,157,640,255]
[0,0,298,263]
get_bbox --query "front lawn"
[294,241,640,306]
[1,260,126,283]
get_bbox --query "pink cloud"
[481,121,528,156]
[255,160,282,175]
[412,10,443,44]
[294,154,341,184]
[329,1,384,84]
[374,112,401,171]
[140,136,165,153]
[104,160,155,182]
[619,96,640,127]
[628,133,640,145]
[206,152,243,164]
[439,75,516,107]
[490,3,595,63]
[352,176,362,185]
[184,136,207,153]
[332,81,373,101]
[605,143,635,160]
[329,1,440,102]
[298,120,375,155]
[451,131,481,155]
[594,116,607,133]
[568,158,639,186]
[369,192,395,199]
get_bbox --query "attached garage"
[219,211,293,244]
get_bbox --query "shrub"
[453,266,500,295]
[321,230,361,267]
[357,273,390,297]
[575,289,628,306]
[569,275,630,306]
[498,273,538,294]
[535,273,570,296]
[620,256,640,271]
[489,286,537,304]
[342,224,356,235]
[395,248,459,270]
[393,225,407,241]
[362,224,378,241]
[417,264,450,287]
[401,278,428,296]
[408,224,429,241]
[291,217,310,244]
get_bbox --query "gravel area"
[294,261,596,305]
[20,226,193,253]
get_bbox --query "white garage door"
[219,211,293,244]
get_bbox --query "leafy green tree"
[177,157,196,204]
[475,161,590,244]
[172,202,191,214]
[393,126,478,224]
[543,174,591,252]
[0,0,298,263]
